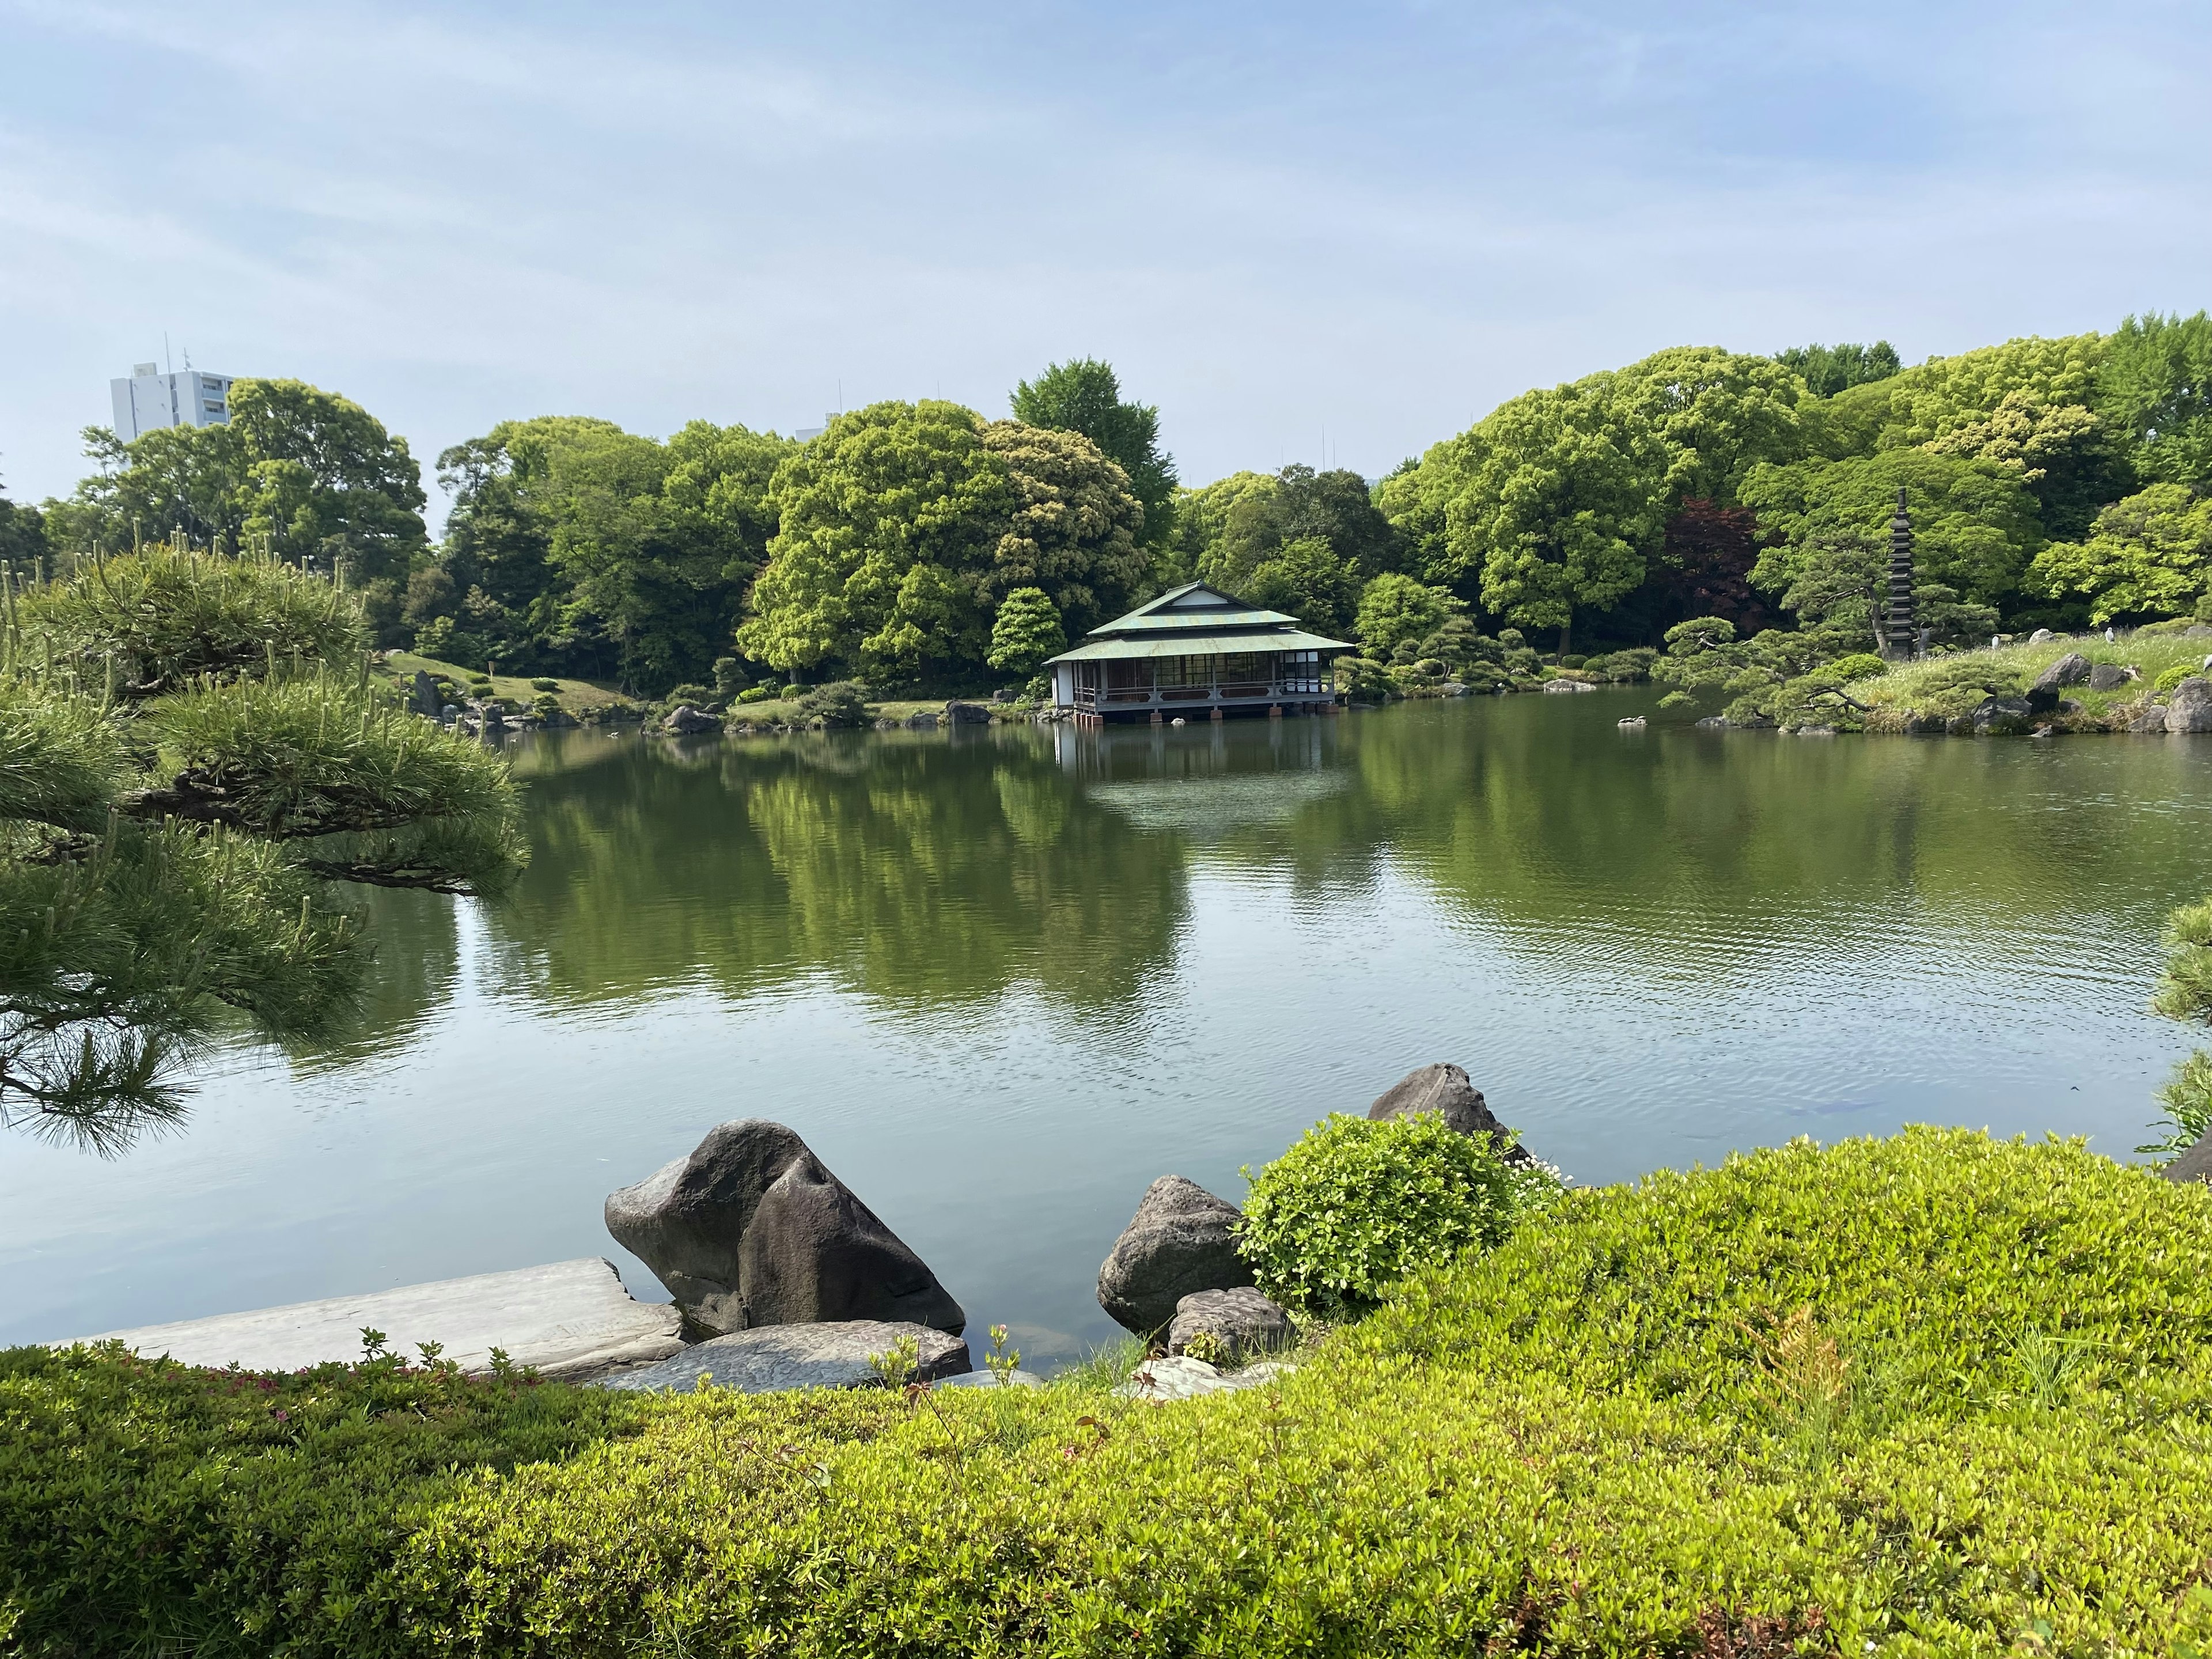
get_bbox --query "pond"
[7,692,2211,1367]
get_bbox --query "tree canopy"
[47,381,430,618]
[1775,340,1901,399]
[0,544,523,1152]
[2029,483,2212,624]
[1010,359,1178,554]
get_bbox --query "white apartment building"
[111,363,234,441]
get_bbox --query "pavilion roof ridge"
[1086,580,1303,636]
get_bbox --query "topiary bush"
[735,685,775,705]
[794,681,871,729]
[1236,1112,1543,1313]
[529,677,559,693]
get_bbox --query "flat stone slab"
[1113,1354,1294,1402]
[593,1319,972,1393]
[66,1258,683,1382]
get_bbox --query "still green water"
[6,692,2210,1365]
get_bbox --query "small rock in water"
[1171,716,1187,726]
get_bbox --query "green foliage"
[793,681,872,729]
[1404,373,1668,639]
[0,546,524,1149]
[2154,895,2212,1028]
[739,403,1141,681]
[1612,344,1809,507]
[529,677,559,692]
[1743,448,2045,614]
[51,381,430,594]
[12,1133,2212,1654]
[0,1342,645,1656]
[710,657,747,698]
[1775,339,1902,398]
[1010,358,1178,552]
[2104,311,2212,493]
[986,586,1065,676]
[433,416,794,694]
[734,684,774,705]
[1334,655,1395,702]
[1240,533,1362,635]
[2029,483,2212,623]
[1353,572,1463,659]
[1237,1112,1537,1313]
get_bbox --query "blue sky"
[2,1,2207,518]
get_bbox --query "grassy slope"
[382,652,633,717]
[1855,629,2212,725]
[9,1130,2212,1656]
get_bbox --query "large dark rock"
[663,704,722,736]
[1367,1062,1531,1164]
[1972,695,2035,734]
[410,669,443,716]
[2162,1130,2212,1187]
[606,1120,964,1337]
[2088,662,2133,692]
[592,1320,970,1393]
[1168,1287,1293,1363]
[2032,652,2090,691]
[944,700,992,725]
[1096,1175,1254,1335]
[2166,677,2212,734]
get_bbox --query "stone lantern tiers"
[1885,486,1916,659]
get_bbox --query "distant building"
[111,363,234,441]
[794,414,835,441]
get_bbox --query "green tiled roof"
[1085,580,1298,636]
[1047,628,1353,664]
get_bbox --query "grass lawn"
[381,653,637,718]
[1854,625,2212,726]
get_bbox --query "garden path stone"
[593,1320,971,1393]
[64,1258,683,1381]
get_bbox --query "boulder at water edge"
[1168,1287,1294,1363]
[2032,652,2090,691]
[593,1319,970,1393]
[945,700,992,725]
[1097,1175,1255,1336]
[2163,1129,2212,1187]
[663,704,722,736]
[606,1120,965,1337]
[1367,1061,1531,1164]
[2166,677,2212,734]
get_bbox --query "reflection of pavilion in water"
[1047,581,1352,727]
[1051,709,1348,838]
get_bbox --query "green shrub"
[1825,652,1888,681]
[663,683,714,709]
[1236,1112,1538,1312]
[781,683,805,699]
[711,657,748,698]
[735,685,775,705]
[11,1133,2212,1656]
[529,677,559,693]
[794,681,871,729]
[2155,662,2196,694]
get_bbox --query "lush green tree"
[986,586,1065,677]
[431,417,790,691]
[0,476,49,570]
[1353,573,1464,660]
[1741,448,2044,614]
[2029,483,2212,623]
[1010,359,1177,552]
[2103,311,2212,494]
[50,382,430,605]
[1613,346,1809,507]
[1243,536,1362,635]
[1193,464,1401,608]
[978,421,1147,630]
[1176,471,1278,588]
[0,544,524,1151]
[1775,340,1902,398]
[1431,376,1669,650]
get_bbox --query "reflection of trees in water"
[1295,702,2212,961]
[476,729,1188,1010]
[278,885,461,1071]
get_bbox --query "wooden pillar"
[1267,703,1282,718]
[1210,706,1223,722]
[1150,709,1162,726]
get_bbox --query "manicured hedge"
[8,1128,2212,1656]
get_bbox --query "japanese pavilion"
[1046,581,1353,726]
